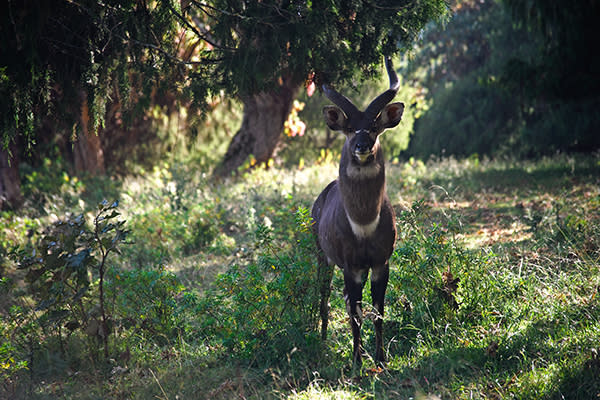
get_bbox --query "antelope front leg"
[371,263,389,364]
[344,267,365,367]
[318,254,334,340]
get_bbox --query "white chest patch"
[346,212,380,239]
[346,163,381,180]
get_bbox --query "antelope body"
[312,58,404,365]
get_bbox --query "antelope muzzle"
[353,130,376,164]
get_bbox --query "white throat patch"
[346,162,381,180]
[346,212,380,239]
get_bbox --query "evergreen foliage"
[1,0,451,156]
[0,0,180,153]
[182,0,450,96]
[1,0,450,174]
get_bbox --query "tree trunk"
[0,143,23,210]
[73,130,105,175]
[73,90,105,175]
[215,80,300,176]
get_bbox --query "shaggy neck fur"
[338,139,386,230]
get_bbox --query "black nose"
[355,142,370,153]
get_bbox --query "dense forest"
[406,0,600,158]
[1,1,599,399]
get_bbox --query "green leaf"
[67,249,92,270]
[72,286,89,302]
[36,298,56,311]
[47,309,69,323]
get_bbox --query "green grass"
[1,154,599,399]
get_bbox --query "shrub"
[0,290,29,395]
[387,199,493,353]
[196,207,322,366]
[18,200,128,360]
[106,265,198,345]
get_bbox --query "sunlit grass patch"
[287,382,371,400]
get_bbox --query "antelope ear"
[323,105,348,131]
[376,102,404,131]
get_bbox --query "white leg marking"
[355,304,363,324]
[371,265,386,282]
[351,269,364,284]
[345,294,363,324]
[372,303,383,321]
[344,294,351,315]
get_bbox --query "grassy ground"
[1,154,599,399]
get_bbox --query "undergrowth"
[1,155,599,399]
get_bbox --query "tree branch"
[167,2,234,51]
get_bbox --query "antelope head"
[322,57,405,166]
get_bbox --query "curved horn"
[322,84,360,120]
[364,56,400,121]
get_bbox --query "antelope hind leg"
[318,254,334,340]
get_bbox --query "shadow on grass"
[422,157,600,196]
